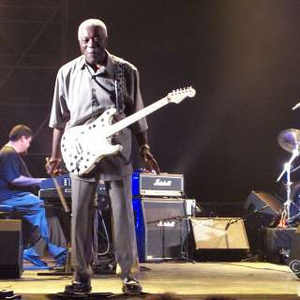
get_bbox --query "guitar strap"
[78,59,125,126]
[114,60,125,113]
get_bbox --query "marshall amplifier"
[132,171,184,197]
[132,197,189,262]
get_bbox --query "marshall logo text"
[153,179,172,187]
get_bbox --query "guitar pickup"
[75,142,83,154]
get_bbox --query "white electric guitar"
[61,87,196,175]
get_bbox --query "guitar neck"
[107,96,170,136]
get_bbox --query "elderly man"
[47,18,160,294]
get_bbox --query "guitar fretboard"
[105,96,170,137]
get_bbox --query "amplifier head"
[132,172,184,197]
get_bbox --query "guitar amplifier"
[132,197,189,262]
[132,172,184,197]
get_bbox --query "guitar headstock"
[167,87,196,104]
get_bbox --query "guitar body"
[61,107,122,176]
[61,87,196,176]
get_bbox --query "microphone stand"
[146,214,191,262]
[225,204,272,230]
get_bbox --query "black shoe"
[122,276,142,294]
[64,281,92,294]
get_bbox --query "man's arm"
[46,128,64,175]
[11,175,43,187]
[135,131,160,174]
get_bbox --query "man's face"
[79,25,107,66]
[20,136,32,155]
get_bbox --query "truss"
[0,0,69,174]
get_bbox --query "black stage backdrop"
[1,0,300,213]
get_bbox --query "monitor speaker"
[0,219,23,278]
[244,191,283,255]
[190,217,249,250]
[132,197,189,262]
[244,191,283,225]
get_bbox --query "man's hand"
[140,144,160,174]
[45,157,62,176]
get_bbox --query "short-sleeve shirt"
[0,145,33,200]
[49,52,148,180]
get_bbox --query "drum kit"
[277,128,300,225]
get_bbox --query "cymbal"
[278,128,300,153]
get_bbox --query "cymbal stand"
[277,147,299,225]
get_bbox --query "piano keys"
[39,174,72,201]
[39,174,106,203]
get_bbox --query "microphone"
[253,204,269,214]
[224,221,231,231]
[292,102,300,110]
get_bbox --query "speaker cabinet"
[0,219,22,278]
[132,198,189,262]
[244,191,283,254]
[190,217,249,249]
[264,227,295,264]
[244,191,283,224]
[286,228,300,277]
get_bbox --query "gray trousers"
[70,175,139,281]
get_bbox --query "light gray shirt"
[49,52,148,180]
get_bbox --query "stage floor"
[0,261,300,299]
